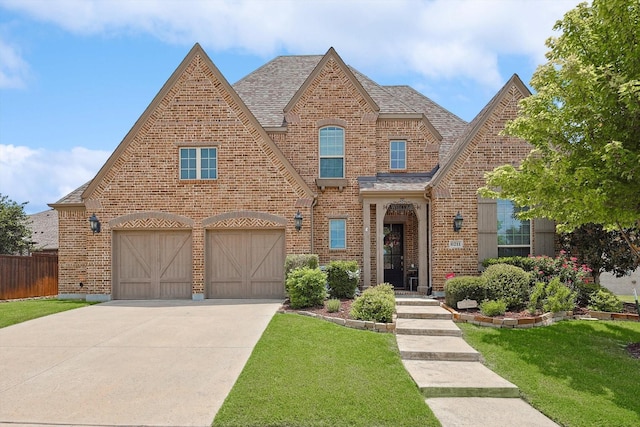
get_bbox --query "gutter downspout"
[310,197,318,254]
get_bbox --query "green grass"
[0,299,95,328]
[213,313,439,427]
[618,294,638,304]
[459,320,640,427]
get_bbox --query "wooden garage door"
[206,229,285,298]
[113,231,192,299]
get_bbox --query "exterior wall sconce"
[294,210,303,231]
[89,213,101,233]
[453,211,463,232]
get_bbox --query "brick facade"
[52,44,547,300]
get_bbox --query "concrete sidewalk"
[0,299,282,427]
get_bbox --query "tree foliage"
[0,194,33,255]
[479,0,640,259]
[560,224,639,283]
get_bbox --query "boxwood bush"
[284,254,319,278]
[480,300,507,316]
[482,264,532,311]
[285,267,327,309]
[444,276,486,308]
[350,283,395,323]
[326,260,359,299]
[482,256,537,272]
[588,288,623,313]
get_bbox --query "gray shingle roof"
[53,182,90,205]
[383,86,467,158]
[27,209,58,250]
[233,55,323,127]
[358,170,438,193]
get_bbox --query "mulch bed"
[281,299,355,320]
[627,342,640,359]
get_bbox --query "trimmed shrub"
[325,298,341,313]
[284,254,319,278]
[350,283,395,323]
[326,260,359,299]
[543,278,577,313]
[482,256,537,272]
[528,278,576,314]
[480,300,507,317]
[444,276,485,308]
[588,288,623,313]
[482,264,532,311]
[285,267,327,309]
[574,280,600,307]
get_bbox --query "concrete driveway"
[0,299,282,427]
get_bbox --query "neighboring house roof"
[27,209,58,251]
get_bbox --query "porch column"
[416,201,429,294]
[362,200,371,288]
[376,201,386,287]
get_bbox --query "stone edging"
[442,303,639,328]
[277,309,396,333]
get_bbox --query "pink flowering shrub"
[530,251,592,289]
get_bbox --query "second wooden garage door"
[206,229,285,299]
[113,231,192,299]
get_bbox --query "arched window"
[319,127,344,178]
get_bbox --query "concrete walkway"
[395,297,559,427]
[0,299,282,427]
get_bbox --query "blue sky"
[0,0,581,214]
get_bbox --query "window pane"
[180,148,197,180]
[390,140,406,169]
[329,219,346,249]
[320,158,344,178]
[497,199,530,255]
[200,148,217,180]
[319,127,344,156]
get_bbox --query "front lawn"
[0,299,94,328]
[213,313,439,427]
[459,320,640,427]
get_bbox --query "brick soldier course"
[51,43,554,301]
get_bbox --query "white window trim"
[329,218,347,250]
[390,140,407,170]
[180,147,218,180]
[319,127,345,179]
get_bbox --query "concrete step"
[396,335,480,362]
[395,297,440,306]
[425,397,560,426]
[396,318,462,337]
[396,305,452,320]
[402,360,520,398]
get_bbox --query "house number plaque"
[448,240,464,249]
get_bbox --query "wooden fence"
[0,254,58,300]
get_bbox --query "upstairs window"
[497,199,530,257]
[390,140,406,170]
[319,127,344,178]
[180,147,217,180]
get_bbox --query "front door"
[383,223,404,288]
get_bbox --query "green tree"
[479,0,640,261]
[0,194,33,254]
[561,224,639,284]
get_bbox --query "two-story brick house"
[51,44,554,301]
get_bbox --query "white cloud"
[0,144,110,214]
[0,38,29,88]
[0,0,581,89]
